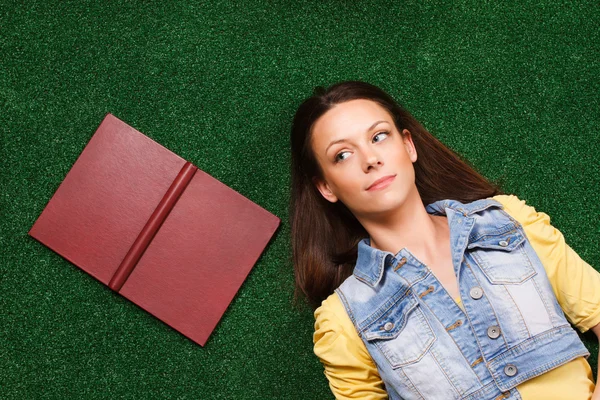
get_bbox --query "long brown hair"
[290,81,501,310]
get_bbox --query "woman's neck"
[357,194,449,262]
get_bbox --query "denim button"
[487,326,501,339]
[469,287,483,300]
[499,240,509,247]
[504,364,518,377]
[384,322,394,331]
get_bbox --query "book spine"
[108,161,198,291]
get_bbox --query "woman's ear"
[312,177,339,203]
[401,129,418,163]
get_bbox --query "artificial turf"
[2,1,599,398]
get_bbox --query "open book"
[29,114,280,346]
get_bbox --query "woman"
[289,81,600,399]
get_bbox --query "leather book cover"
[28,114,280,346]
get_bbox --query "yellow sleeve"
[313,292,388,399]
[494,194,600,333]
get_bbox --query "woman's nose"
[363,151,382,171]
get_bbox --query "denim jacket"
[336,198,589,400]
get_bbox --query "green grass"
[1,1,599,398]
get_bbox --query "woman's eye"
[373,131,389,143]
[335,151,350,162]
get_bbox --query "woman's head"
[310,98,419,220]
[291,81,416,209]
[290,81,500,309]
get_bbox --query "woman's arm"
[313,293,388,399]
[592,323,600,399]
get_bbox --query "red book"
[28,114,280,346]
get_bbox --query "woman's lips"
[367,175,396,191]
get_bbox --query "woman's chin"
[362,200,407,217]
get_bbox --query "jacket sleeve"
[494,194,600,333]
[313,293,388,399]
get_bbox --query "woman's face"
[311,99,418,218]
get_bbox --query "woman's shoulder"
[313,291,375,366]
[491,194,550,227]
[492,194,530,213]
[429,195,534,219]
[313,292,357,343]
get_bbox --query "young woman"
[289,81,600,399]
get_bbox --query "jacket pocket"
[467,225,536,284]
[363,293,436,368]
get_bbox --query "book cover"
[29,114,280,346]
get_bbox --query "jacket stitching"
[419,297,485,387]
[398,368,426,400]
[430,347,462,396]
[500,285,531,338]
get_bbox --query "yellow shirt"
[313,195,600,399]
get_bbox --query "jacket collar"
[353,198,502,287]
[425,198,502,217]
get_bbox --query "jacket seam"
[430,346,462,397]
[501,285,531,338]
[335,288,357,327]
[531,278,556,326]
[398,368,426,400]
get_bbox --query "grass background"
[1,0,599,398]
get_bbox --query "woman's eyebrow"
[325,120,389,153]
[325,138,348,153]
[366,120,388,132]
